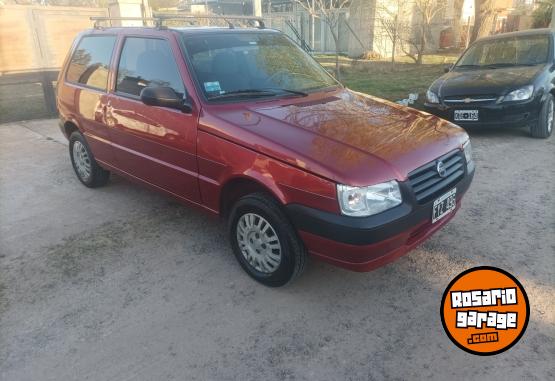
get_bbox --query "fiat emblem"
[463,97,472,103]
[436,160,447,177]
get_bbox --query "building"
[258,0,530,58]
[177,0,253,15]
[152,0,536,58]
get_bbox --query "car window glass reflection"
[116,37,185,98]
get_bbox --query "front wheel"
[530,95,553,138]
[228,193,307,287]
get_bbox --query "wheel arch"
[219,175,286,219]
[62,119,81,139]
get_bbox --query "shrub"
[359,51,382,61]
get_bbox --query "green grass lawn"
[340,63,446,102]
[317,54,459,104]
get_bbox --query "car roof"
[477,28,554,42]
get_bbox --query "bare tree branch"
[292,0,353,79]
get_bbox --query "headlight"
[503,85,533,102]
[337,180,402,217]
[463,140,475,172]
[463,140,472,163]
[426,89,439,104]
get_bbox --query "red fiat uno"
[57,21,474,286]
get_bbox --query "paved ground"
[0,119,553,381]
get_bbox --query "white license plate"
[454,110,479,121]
[432,188,457,223]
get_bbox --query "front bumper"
[286,166,474,272]
[423,96,541,129]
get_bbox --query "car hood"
[201,89,468,186]
[433,66,543,97]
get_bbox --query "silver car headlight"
[503,85,533,102]
[337,180,402,217]
[463,140,474,172]
[426,89,439,104]
[463,140,472,163]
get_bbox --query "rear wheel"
[228,193,307,287]
[531,95,553,138]
[69,131,110,187]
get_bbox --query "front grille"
[408,150,465,204]
[443,94,498,104]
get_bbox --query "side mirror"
[444,64,453,73]
[140,86,192,113]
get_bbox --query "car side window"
[66,35,116,90]
[116,37,185,98]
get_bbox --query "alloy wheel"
[72,140,92,181]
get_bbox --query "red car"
[57,24,474,286]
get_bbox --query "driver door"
[106,35,200,202]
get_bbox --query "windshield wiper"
[482,63,542,68]
[482,63,518,69]
[209,89,278,100]
[511,63,542,67]
[261,88,308,97]
[456,64,481,69]
[209,88,307,100]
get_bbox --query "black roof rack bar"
[91,17,160,28]
[90,15,265,29]
[157,14,266,29]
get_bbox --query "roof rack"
[91,15,265,29]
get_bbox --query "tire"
[69,131,110,188]
[228,192,307,287]
[531,95,553,138]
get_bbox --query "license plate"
[454,110,479,121]
[432,188,457,223]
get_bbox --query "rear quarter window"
[66,35,116,91]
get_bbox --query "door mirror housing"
[140,86,192,113]
[444,64,453,73]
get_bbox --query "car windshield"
[180,32,339,100]
[455,34,550,69]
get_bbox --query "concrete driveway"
[1,119,554,380]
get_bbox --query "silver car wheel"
[236,213,282,274]
[72,141,92,181]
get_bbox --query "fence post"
[41,72,57,116]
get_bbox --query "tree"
[532,1,554,28]
[376,0,411,62]
[293,0,352,80]
[451,0,465,49]
[470,0,495,43]
[401,0,447,65]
